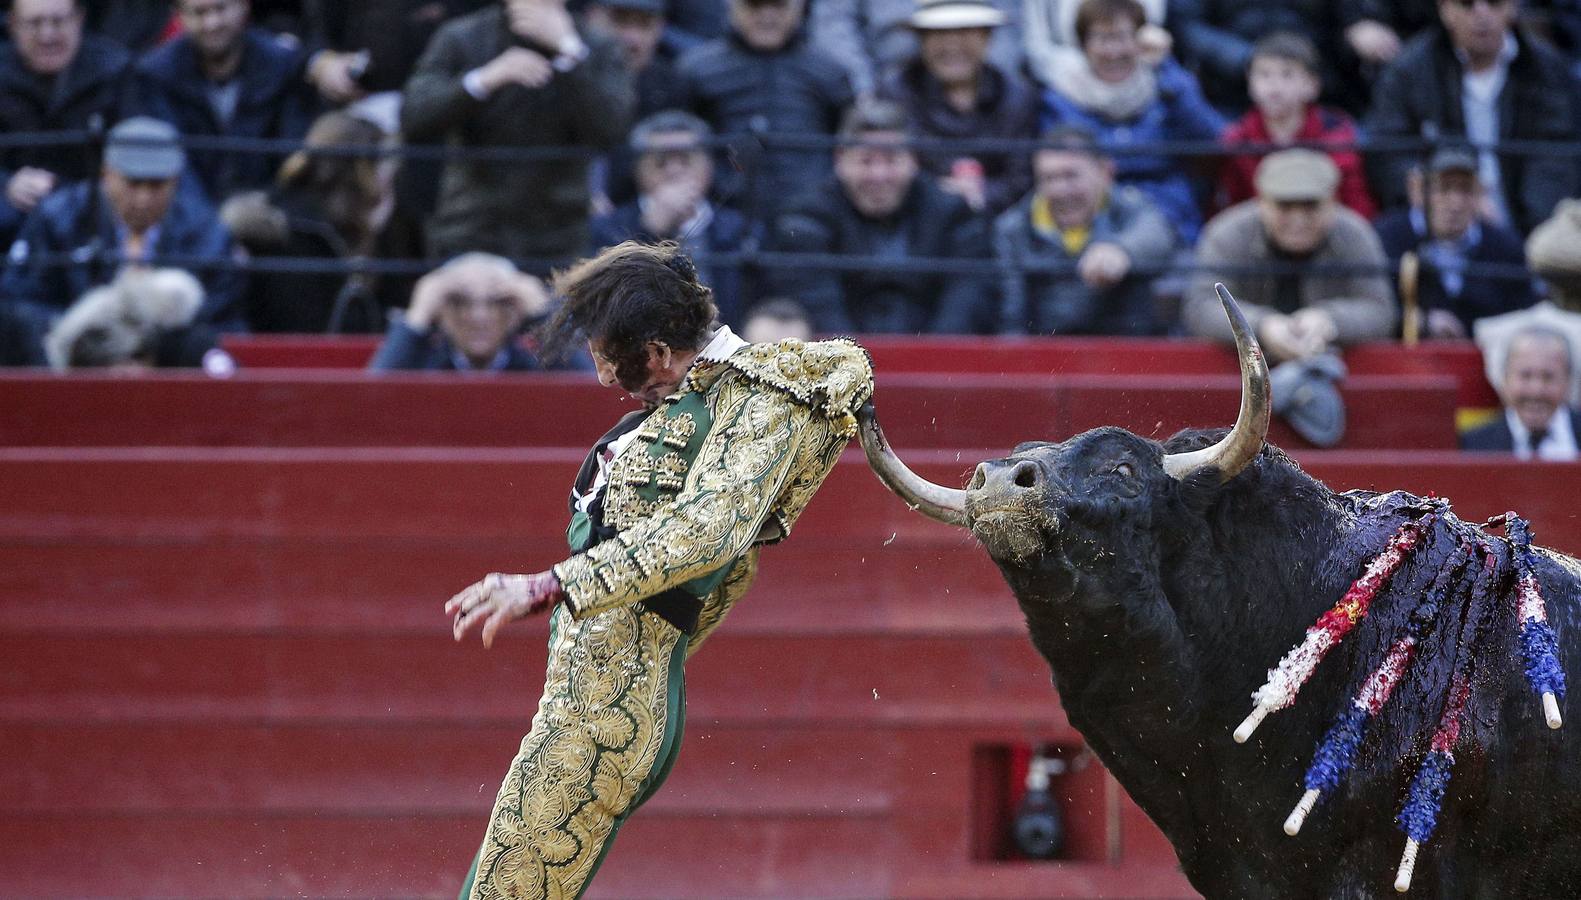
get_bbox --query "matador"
[446,241,874,899]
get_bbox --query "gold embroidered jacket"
[553,338,873,650]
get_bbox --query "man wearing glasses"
[1365,0,1578,235]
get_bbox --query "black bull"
[858,287,1581,898]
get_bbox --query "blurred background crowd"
[2,0,1581,424]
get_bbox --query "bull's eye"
[1113,462,1135,478]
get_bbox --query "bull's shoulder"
[720,338,875,437]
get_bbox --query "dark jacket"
[0,34,131,182]
[0,179,244,330]
[589,201,756,329]
[677,31,852,223]
[879,59,1039,218]
[0,34,132,244]
[401,6,634,267]
[367,317,544,371]
[1461,409,1581,452]
[301,0,491,92]
[223,187,381,334]
[1373,209,1536,335]
[994,184,1177,335]
[126,28,318,203]
[769,174,991,334]
[1363,25,1580,236]
[0,301,44,366]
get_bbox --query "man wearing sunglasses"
[1365,0,1578,235]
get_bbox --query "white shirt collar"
[1505,405,1579,461]
[696,324,747,363]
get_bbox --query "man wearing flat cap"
[1,116,244,336]
[1374,144,1535,339]
[1186,147,1395,364]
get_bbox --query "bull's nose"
[971,459,1041,493]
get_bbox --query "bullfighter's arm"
[553,389,831,619]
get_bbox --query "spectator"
[678,0,852,223]
[741,296,814,341]
[1364,0,1579,236]
[1170,0,1351,113]
[126,0,320,203]
[0,0,131,246]
[1527,198,1581,310]
[401,0,634,269]
[368,252,557,371]
[583,0,686,210]
[1040,0,1224,243]
[995,125,1175,335]
[1462,324,1581,457]
[879,0,1039,216]
[809,0,1020,99]
[769,99,991,334]
[1217,32,1375,219]
[1375,144,1535,338]
[1186,149,1395,363]
[1,117,244,333]
[1022,0,1169,90]
[299,1,490,104]
[41,267,236,373]
[590,111,754,328]
[221,111,394,333]
[584,0,683,116]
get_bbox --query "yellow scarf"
[1031,196,1091,256]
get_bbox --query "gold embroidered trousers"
[461,603,688,900]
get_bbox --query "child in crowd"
[1217,32,1375,219]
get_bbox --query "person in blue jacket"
[1039,0,1223,243]
[1,116,245,333]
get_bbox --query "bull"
[858,288,1581,898]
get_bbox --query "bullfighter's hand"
[446,571,565,648]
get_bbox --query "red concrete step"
[0,810,1194,898]
[0,370,1457,450]
[216,332,1496,409]
[4,450,1580,552]
[0,540,1016,635]
[2,721,1122,818]
[0,633,1062,726]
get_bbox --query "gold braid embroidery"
[557,375,809,618]
[469,605,683,900]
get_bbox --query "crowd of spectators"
[1,0,1581,390]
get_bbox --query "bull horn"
[1162,283,1271,482]
[856,402,969,527]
